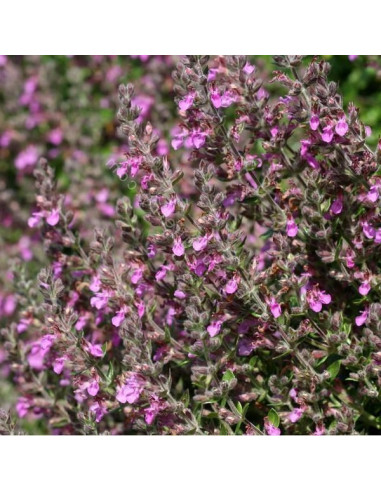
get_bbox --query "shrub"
[1,55,381,435]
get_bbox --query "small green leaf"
[327,360,341,380]
[268,408,280,428]
[222,369,235,382]
[236,401,243,415]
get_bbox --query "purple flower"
[90,291,110,310]
[288,407,304,423]
[321,125,334,143]
[225,278,238,294]
[87,379,100,397]
[46,208,60,226]
[359,282,370,296]
[174,289,186,299]
[207,319,223,337]
[269,298,282,318]
[363,221,376,239]
[306,287,331,313]
[53,356,67,375]
[193,235,209,252]
[286,218,298,238]
[160,199,176,218]
[191,131,206,149]
[28,211,44,228]
[89,401,107,423]
[178,92,195,111]
[172,237,185,257]
[137,301,145,318]
[243,62,255,75]
[355,308,369,327]
[116,374,144,404]
[144,395,163,425]
[264,421,281,436]
[16,397,31,418]
[367,186,379,203]
[310,114,320,131]
[131,267,144,285]
[331,197,343,215]
[211,89,222,108]
[15,145,39,170]
[87,343,103,358]
[112,308,127,327]
[335,117,348,137]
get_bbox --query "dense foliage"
[1,55,381,435]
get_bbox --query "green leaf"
[327,360,341,380]
[260,228,274,240]
[222,370,235,382]
[268,408,280,428]
[236,401,243,415]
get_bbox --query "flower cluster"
[2,55,381,436]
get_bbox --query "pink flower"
[53,356,67,375]
[211,89,222,108]
[172,237,185,257]
[160,199,176,218]
[288,407,304,423]
[144,395,164,425]
[345,249,356,268]
[289,388,298,402]
[89,401,107,423]
[116,374,144,404]
[207,319,223,337]
[207,68,218,81]
[46,209,60,226]
[193,235,209,252]
[306,287,331,313]
[355,308,369,327]
[269,298,282,318]
[131,267,144,284]
[16,397,31,418]
[310,114,320,131]
[225,278,239,294]
[89,275,101,293]
[243,62,255,75]
[15,145,39,170]
[17,318,30,333]
[137,301,145,318]
[363,221,376,239]
[264,421,281,436]
[28,211,43,228]
[335,117,348,137]
[321,125,334,143]
[359,282,370,296]
[90,291,110,310]
[48,128,63,146]
[367,186,379,203]
[112,308,127,327]
[313,424,326,436]
[286,218,298,238]
[87,379,100,397]
[155,264,172,281]
[87,343,103,358]
[191,131,206,149]
[174,289,186,299]
[305,154,320,170]
[178,92,195,111]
